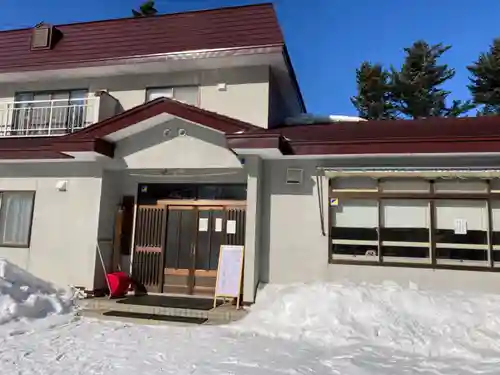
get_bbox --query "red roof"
[2,99,500,159]
[0,3,283,73]
[0,97,260,159]
[226,116,500,155]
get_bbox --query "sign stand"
[213,245,245,309]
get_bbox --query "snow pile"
[284,113,367,125]
[232,281,500,360]
[0,259,74,325]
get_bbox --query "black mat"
[103,310,207,324]
[116,295,223,310]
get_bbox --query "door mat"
[102,310,208,324]
[116,295,223,310]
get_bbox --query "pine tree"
[132,0,158,17]
[350,62,394,120]
[390,40,472,118]
[467,38,500,115]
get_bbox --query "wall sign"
[215,218,223,232]
[198,218,208,232]
[226,220,237,234]
[454,219,468,235]
[330,198,339,206]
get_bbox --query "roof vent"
[286,168,303,185]
[31,22,58,50]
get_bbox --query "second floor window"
[146,86,199,106]
[13,89,88,136]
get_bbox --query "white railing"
[0,97,99,137]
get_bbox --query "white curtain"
[0,192,34,246]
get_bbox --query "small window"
[31,24,54,50]
[146,86,199,106]
[0,192,35,247]
[286,168,303,185]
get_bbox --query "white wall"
[94,170,124,288]
[0,163,103,289]
[260,163,500,295]
[243,156,262,302]
[115,119,244,170]
[0,66,271,128]
[260,159,329,283]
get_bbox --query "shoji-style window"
[380,199,430,262]
[434,200,489,265]
[330,199,379,261]
[329,177,500,270]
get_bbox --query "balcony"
[0,97,99,137]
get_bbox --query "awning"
[322,168,500,179]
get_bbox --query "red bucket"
[106,272,131,298]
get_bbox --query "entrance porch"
[107,164,262,303]
[131,193,246,296]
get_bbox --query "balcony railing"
[0,97,99,137]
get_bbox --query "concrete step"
[78,309,210,326]
[76,296,248,325]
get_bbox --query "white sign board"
[214,245,244,301]
[454,218,467,235]
[214,218,223,232]
[198,218,208,232]
[226,220,237,234]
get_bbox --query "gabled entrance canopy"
[0,98,277,162]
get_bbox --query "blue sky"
[1,0,498,115]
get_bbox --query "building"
[0,3,500,303]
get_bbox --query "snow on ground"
[1,261,500,374]
[0,259,73,326]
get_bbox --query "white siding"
[115,119,243,170]
[0,163,102,289]
[0,66,271,128]
[260,159,329,284]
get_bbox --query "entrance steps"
[75,294,248,326]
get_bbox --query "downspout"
[315,168,326,236]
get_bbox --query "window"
[0,192,35,247]
[330,199,379,260]
[381,199,430,261]
[137,184,247,204]
[146,86,199,106]
[14,90,88,135]
[329,177,500,270]
[435,200,488,264]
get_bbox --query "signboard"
[226,220,237,234]
[198,218,208,232]
[213,245,245,309]
[215,218,223,232]
[330,198,339,206]
[454,219,468,235]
